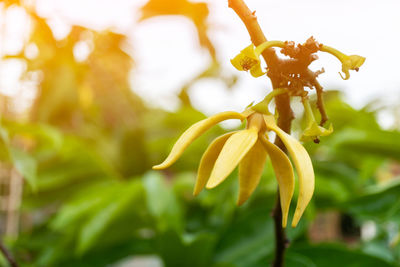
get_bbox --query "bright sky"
[1,0,400,126]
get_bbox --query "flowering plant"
[153,0,365,265]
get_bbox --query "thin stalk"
[0,240,18,267]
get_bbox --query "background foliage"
[0,0,399,266]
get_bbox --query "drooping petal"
[301,98,333,142]
[237,139,267,206]
[264,115,314,227]
[260,135,295,228]
[301,122,333,142]
[153,111,245,170]
[249,63,265,77]
[340,55,366,80]
[320,45,365,80]
[194,132,235,196]
[206,129,258,189]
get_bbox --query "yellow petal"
[347,55,365,69]
[230,54,245,71]
[341,55,366,80]
[241,108,255,118]
[206,129,258,189]
[320,45,365,80]
[249,63,265,77]
[153,111,245,170]
[241,44,258,60]
[237,140,267,206]
[194,132,235,196]
[301,122,333,142]
[260,135,294,228]
[264,115,314,227]
[230,44,260,73]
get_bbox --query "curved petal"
[237,139,267,206]
[260,135,295,228]
[153,111,245,170]
[231,45,260,73]
[206,129,258,189]
[249,63,265,77]
[264,115,314,227]
[241,44,258,60]
[340,55,366,80]
[194,132,235,196]
[301,122,333,142]
[230,54,245,71]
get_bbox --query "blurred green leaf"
[9,147,37,190]
[344,179,400,220]
[51,181,116,231]
[332,128,400,160]
[285,252,317,267]
[287,243,394,267]
[77,180,144,254]
[143,172,183,232]
[214,206,275,267]
[157,230,217,267]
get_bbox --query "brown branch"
[0,240,18,267]
[228,0,278,66]
[271,193,289,267]
[228,0,294,134]
[314,81,328,126]
[228,1,293,266]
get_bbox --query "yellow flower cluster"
[154,40,365,228]
[153,101,314,227]
[230,40,365,81]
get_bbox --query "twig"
[228,1,294,266]
[314,81,328,126]
[0,240,18,267]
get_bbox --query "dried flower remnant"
[153,91,314,227]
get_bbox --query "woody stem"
[228,1,294,266]
[0,240,18,267]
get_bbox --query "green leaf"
[157,230,217,267]
[287,243,394,267]
[51,181,115,231]
[214,205,275,267]
[9,147,37,191]
[3,121,63,150]
[332,128,400,160]
[344,179,400,220]
[285,252,317,267]
[143,172,183,232]
[77,180,144,254]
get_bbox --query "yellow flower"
[321,45,365,80]
[230,41,285,77]
[230,44,264,77]
[300,98,333,143]
[340,55,365,80]
[153,101,314,227]
[301,122,333,143]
